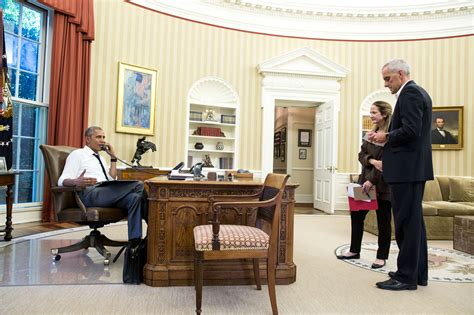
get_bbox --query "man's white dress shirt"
[58,145,113,186]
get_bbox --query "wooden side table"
[0,171,19,241]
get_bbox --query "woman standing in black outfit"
[337,101,393,269]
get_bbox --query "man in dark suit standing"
[431,117,456,144]
[368,59,433,291]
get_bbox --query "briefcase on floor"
[122,237,147,284]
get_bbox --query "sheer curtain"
[39,0,95,221]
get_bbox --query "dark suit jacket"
[431,129,456,144]
[382,81,434,183]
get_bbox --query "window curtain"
[39,0,95,221]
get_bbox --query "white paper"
[363,133,385,147]
[347,183,360,198]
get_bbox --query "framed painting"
[298,129,312,147]
[116,62,157,135]
[299,149,307,160]
[431,106,463,150]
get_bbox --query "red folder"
[348,197,378,211]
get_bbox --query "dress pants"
[79,180,148,240]
[390,181,428,285]
[349,198,392,259]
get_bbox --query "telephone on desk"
[168,162,193,180]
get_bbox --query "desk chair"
[193,173,290,315]
[40,144,127,265]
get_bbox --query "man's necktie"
[93,153,110,181]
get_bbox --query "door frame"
[258,48,348,211]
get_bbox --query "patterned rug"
[335,242,474,283]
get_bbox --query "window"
[1,0,48,204]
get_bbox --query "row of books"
[219,157,233,169]
[193,127,224,137]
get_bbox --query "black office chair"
[40,144,127,265]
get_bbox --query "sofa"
[364,176,474,240]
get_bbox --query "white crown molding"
[129,0,474,40]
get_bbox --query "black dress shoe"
[376,278,417,291]
[336,253,360,260]
[371,260,386,269]
[389,272,427,286]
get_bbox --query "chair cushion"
[449,177,474,202]
[194,224,269,251]
[421,203,438,216]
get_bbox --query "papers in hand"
[363,133,385,147]
[347,183,376,202]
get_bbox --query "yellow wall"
[90,0,473,176]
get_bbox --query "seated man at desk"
[58,126,147,244]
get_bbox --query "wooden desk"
[117,167,169,181]
[0,172,19,241]
[144,176,298,287]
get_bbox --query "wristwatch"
[110,158,118,162]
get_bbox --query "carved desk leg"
[4,183,14,241]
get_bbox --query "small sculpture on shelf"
[131,136,156,168]
[204,109,218,122]
[202,154,214,168]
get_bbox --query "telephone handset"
[100,144,111,152]
[172,162,185,171]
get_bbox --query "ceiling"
[129,0,474,40]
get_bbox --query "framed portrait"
[281,127,287,143]
[280,144,285,162]
[299,149,307,160]
[431,106,463,150]
[298,129,312,147]
[116,62,157,135]
[0,156,6,171]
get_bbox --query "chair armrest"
[208,191,261,203]
[50,186,87,214]
[50,186,85,193]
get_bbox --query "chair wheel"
[104,259,110,266]
[53,254,61,261]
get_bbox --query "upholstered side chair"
[40,144,127,265]
[193,173,290,315]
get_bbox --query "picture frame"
[298,129,312,147]
[280,144,285,162]
[299,149,307,160]
[274,145,280,158]
[274,131,281,146]
[281,127,287,143]
[0,156,6,171]
[431,106,463,150]
[116,62,157,135]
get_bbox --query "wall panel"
[90,0,473,176]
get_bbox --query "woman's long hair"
[371,101,392,132]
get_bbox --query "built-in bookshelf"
[186,77,239,170]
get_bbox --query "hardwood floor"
[4,206,324,240]
[2,222,79,240]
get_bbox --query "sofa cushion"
[449,177,474,202]
[421,203,438,216]
[424,201,474,216]
[436,176,451,201]
[423,178,443,201]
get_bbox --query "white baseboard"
[296,194,312,203]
